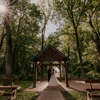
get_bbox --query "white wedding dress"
[48,74,60,86]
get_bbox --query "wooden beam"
[59,65,62,81]
[49,48,52,60]
[43,52,49,59]
[40,65,43,82]
[42,64,60,66]
[52,52,58,59]
[36,61,43,67]
[64,61,69,87]
[33,62,37,88]
[59,61,65,66]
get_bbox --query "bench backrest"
[85,79,100,89]
[0,78,18,82]
[85,80,100,83]
[0,78,18,87]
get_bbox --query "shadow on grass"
[61,91,86,100]
[16,91,40,100]
[30,95,39,100]
[68,86,82,91]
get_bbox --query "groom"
[48,67,52,82]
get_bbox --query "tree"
[4,0,18,78]
[38,0,53,50]
[52,0,91,77]
[9,0,41,75]
[86,1,100,61]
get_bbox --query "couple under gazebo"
[48,66,60,86]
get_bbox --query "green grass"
[61,91,100,100]
[17,91,39,100]
[0,81,39,100]
[16,81,40,100]
[16,81,33,90]
[61,91,86,100]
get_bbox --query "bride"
[48,67,60,86]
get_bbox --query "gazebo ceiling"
[32,45,69,62]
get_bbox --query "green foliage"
[45,32,61,47]
[0,0,100,79]
[86,71,100,79]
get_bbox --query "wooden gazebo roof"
[32,45,69,62]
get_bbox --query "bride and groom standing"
[48,67,60,86]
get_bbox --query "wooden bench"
[0,78,18,100]
[85,79,100,100]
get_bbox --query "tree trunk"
[4,0,18,78]
[4,15,12,78]
[74,27,84,77]
[0,28,6,50]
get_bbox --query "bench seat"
[0,78,18,100]
[86,88,100,91]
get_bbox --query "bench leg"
[87,91,92,100]
[10,90,16,100]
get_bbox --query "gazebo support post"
[40,64,43,82]
[59,65,62,81]
[33,62,37,88]
[64,61,69,87]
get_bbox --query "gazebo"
[31,45,69,87]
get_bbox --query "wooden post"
[64,61,69,87]
[40,65,43,82]
[33,62,37,88]
[59,65,62,81]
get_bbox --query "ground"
[25,79,91,92]
[24,79,100,100]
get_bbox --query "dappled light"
[0,0,7,14]
[0,4,6,13]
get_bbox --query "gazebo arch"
[31,45,69,87]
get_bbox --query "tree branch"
[8,0,18,6]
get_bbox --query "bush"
[86,71,94,79]
[86,71,100,79]
[18,74,27,81]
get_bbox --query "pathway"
[36,85,65,100]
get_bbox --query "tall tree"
[10,1,41,75]
[53,0,91,77]
[4,0,18,78]
[38,0,53,50]
[86,1,100,61]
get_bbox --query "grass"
[16,91,39,100]
[61,91,100,100]
[16,81,40,100]
[0,81,39,100]
[61,91,86,100]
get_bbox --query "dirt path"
[25,80,89,92]
[36,85,66,100]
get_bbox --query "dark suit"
[48,68,52,82]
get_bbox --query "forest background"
[0,0,100,81]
